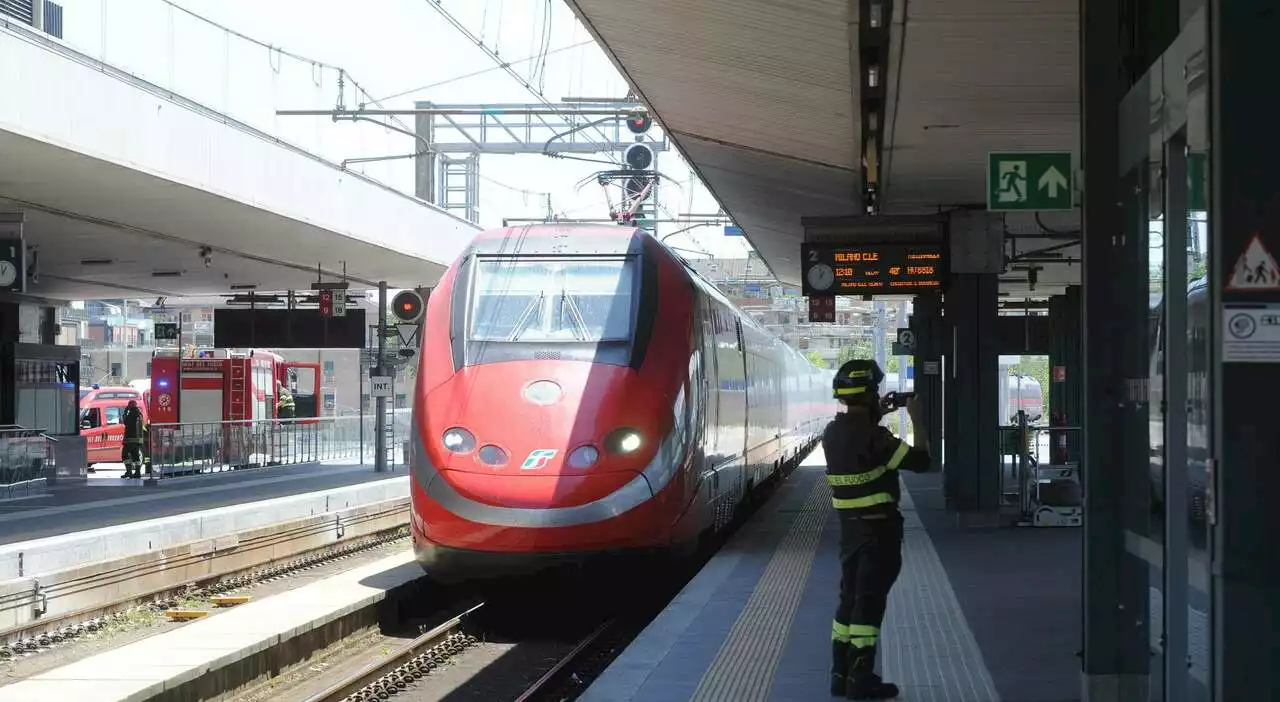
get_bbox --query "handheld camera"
[881,391,916,411]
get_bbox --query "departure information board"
[800,242,948,296]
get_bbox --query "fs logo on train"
[521,449,558,470]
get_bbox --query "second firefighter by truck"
[122,399,148,479]
[824,359,933,699]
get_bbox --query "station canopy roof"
[567,0,1081,297]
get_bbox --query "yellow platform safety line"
[210,595,252,607]
[164,609,210,621]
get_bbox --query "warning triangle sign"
[1227,233,1280,291]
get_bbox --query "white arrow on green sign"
[987,152,1074,211]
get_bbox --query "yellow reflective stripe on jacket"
[827,465,887,487]
[832,492,896,510]
[834,386,867,396]
[885,440,910,470]
[827,441,911,489]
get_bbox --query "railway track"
[0,499,409,662]
[307,602,487,702]
[304,600,621,702]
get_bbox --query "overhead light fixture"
[152,270,184,278]
[229,284,258,290]
[80,258,113,265]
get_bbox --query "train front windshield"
[465,256,639,365]
[470,258,635,342]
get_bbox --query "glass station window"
[15,360,78,435]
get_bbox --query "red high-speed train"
[410,224,835,581]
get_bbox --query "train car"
[409,224,833,581]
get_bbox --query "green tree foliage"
[805,351,827,368]
[836,337,873,367]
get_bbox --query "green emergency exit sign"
[987,152,1074,211]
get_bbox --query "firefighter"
[121,399,147,479]
[825,359,932,699]
[276,379,296,420]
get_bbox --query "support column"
[943,272,999,516]
[1212,0,1280,696]
[413,104,437,204]
[912,292,943,471]
[1081,0,1149,696]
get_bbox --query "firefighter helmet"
[832,359,884,399]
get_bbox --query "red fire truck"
[142,349,321,470]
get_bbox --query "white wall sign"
[1223,302,1280,362]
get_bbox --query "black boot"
[846,646,899,700]
[830,641,849,696]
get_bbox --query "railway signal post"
[375,282,388,472]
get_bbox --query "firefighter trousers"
[832,513,904,677]
[123,442,145,476]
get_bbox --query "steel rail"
[306,602,486,702]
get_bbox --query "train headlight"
[442,428,476,453]
[478,445,508,466]
[567,445,600,468]
[604,428,643,454]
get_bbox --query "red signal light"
[391,289,425,323]
[625,112,652,135]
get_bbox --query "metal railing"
[144,409,412,482]
[999,412,1083,527]
[0,426,56,500]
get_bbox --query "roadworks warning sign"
[1227,233,1280,291]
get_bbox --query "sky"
[53,0,756,261]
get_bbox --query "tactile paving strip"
[688,470,829,702]
[882,489,1002,702]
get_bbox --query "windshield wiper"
[560,290,591,341]
[506,292,545,342]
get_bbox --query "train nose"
[424,362,670,507]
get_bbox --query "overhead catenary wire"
[372,42,593,103]
[422,0,621,165]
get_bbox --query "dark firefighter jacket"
[821,412,931,516]
[122,406,147,445]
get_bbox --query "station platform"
[0,461,405,547]
[582,449,1081,702]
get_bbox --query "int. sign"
[987,152,1074,211]
[801,242,947,297]
[369,375,393,398]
